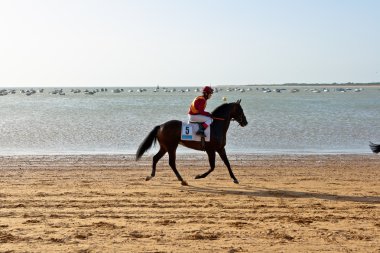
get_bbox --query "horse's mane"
[211,103,233,118]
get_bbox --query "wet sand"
[0,154,379,252]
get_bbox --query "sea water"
[0,86,379,155]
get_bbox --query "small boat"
[369,141,380,153]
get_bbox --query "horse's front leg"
[195,150,215,179]
[217,148,239,184]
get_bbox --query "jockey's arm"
[194,99,211,117]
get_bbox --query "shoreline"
[1,153,379,171]
[0,151,376,158]
[0,152,380,164]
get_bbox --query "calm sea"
[1,86,379,155]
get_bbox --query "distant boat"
[369,141,380,153]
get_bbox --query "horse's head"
[231,99,248,127]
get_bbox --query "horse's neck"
[219,119,231,137]
[212,104,235,138]
[212,107,232,135]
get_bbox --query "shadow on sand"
[185,185,380,204]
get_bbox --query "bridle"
[212,102,246,125]
[233,112,245,126]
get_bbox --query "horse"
[369,141,380,153]
[136,99,248,186]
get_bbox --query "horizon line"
[1,81,380,88]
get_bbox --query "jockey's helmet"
[202,86,214,94]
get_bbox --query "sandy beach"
[0,154,379,252]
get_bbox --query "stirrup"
[196,129,206,137]
[196,124,206,137]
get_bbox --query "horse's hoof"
[146,176,152,181]
[233,179,239,184]
[181,180,189,186]
[195,175,202,179]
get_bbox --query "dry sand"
[0,154,379,252]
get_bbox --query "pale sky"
[0,0,379,87]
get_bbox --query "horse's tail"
[136,125,160,160]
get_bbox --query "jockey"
[188,86,214,137]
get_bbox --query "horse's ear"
[236,99,241,104]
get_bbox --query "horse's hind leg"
[168,149,188,186]
[217,148,239,184]
[195,150,215,179]
[146,147,166,181]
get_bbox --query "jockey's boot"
[196,123,207,137]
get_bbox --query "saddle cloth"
[181,122,211,142]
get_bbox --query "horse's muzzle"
[240,116,248,127]
[241,121,248,127]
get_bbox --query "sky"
[0,0,379,87]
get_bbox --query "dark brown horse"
[369,141,380,153]
[136,100,248,185]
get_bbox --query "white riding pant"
[188,114,213,127]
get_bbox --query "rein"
[212,117,225,121]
